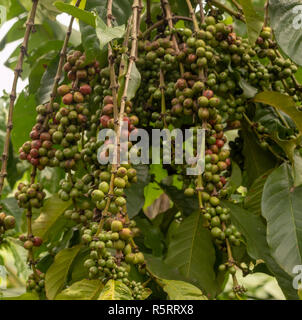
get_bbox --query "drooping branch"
[97,0,140,236]
[0,0,39,198]
[27,0,81,278]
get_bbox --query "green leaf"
[98,279,133,300]
[1,292,39,300]
[254,105,296,139]
[222,200,299,300]
[229,161,242,191]
[85,0,133,25]
[54,2,95,27]
[79,20,106,65]
[28,40,63,95]
[125,165,150,218]
[161,184,199,216]
[143,164,167,209]
[0,17,27,51]
[95,16,125,49]
[238,0,263,45]
[262,163,302,276]
[120,60,141,102]
[293,149,302,187]
[165,212,218,298]
[37,167,65,194]
[11,91,36,151]
[37,54,60,104]
[170,1,189,16]
[141,288,152,300]
[80,0,131,64]
[55,279,103,300]
[239,77,258,98]
[45,244,82,300]
[241,124,276,187]
[32,194,72,241]
[159,279,208,300]
[145,254,185,281]
[135,216,165,256]
[70,247,90,283]
[269,0,302,66]
[244,170,273,216]
[254,91,302,133]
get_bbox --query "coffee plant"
[0,0,302,300]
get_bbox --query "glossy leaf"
[45,244,82,300]
[238,0,263,45]
[165,212,218,298]
[222,200,299,300]
[125,165,150,218]
[32,194,72,241]
[1,292,39,300]
[244,170,273,216]
[269,0,302,66]
[159,279,208,300]
[98,279,133,300]
[241,125,276,187]
[54,2,95,27]
[55,279,103,300]
[262,163,302,276]
[95,16,125,49]
[11,91,36,151]
[293,149,302,187]
[254,91,302,132]
[37,54,60,104]
[85,0,133,25]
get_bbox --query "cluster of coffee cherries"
[14,182,45,209]
[19,233,43,250]
[26,271,45,295]
[58,175,90,202]
[19,105,59,169]
[90,165,137,213]
[128,281,145,300]
[0,211,15,242]
[81,218,145,299]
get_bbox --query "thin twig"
[142,16,192,38]
[161,0,180,53]
[230,0,242,12]
[185,0,200,31]
[264,0,269,27]
[207,0,245,22]
[198,0,205,24]
[0,0,39,198]
[117,0,140,163]
[146,0,152,28]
